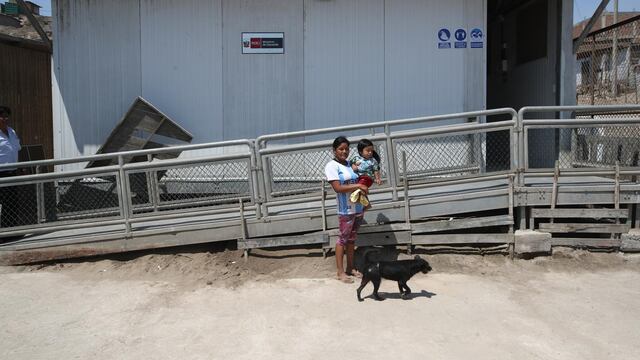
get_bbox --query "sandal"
[348,269,363,278]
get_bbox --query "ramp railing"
[3,106,640,243]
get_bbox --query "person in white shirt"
[0,106,21,176]
[0,106,22,232]
[324,136,369,283]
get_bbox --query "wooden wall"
[0,41,53,159]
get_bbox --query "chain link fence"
[576,16,640,105]
[127,159,253,215]
[395,129,512,182]
[0,173,122,231]
[265,141,388,199]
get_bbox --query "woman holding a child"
[324,136,381,284]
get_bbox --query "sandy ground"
[2,245,640,360]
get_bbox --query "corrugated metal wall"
[52,0,486,162]
[0,42,53,159]
[223,0,304,140]
[140,0,223,146]
[303,0,385,130]
[52,0,141,162]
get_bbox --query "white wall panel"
[222,0,304,140]
[303,0,384,130]
[140,0,223,145]
[52,0,141,164]
[385,0,486,122]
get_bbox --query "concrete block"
[514,230,551,256]
[621,229,640,252]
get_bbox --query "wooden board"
[411,233,514,245]
[411,215,513,234]
[531,208,628,219]
[238,233,329,249]
[539,223,630,233]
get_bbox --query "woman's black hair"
[332,136,350,150]
[357,138,381,163]
[0,106,10,117]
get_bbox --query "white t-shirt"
[324,159,364,215]
[0,127,21,169]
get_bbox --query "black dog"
[356,250,432,301]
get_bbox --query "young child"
[349,139,382,208]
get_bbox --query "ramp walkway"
[1,105,639,264]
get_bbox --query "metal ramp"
[1,105,639,264]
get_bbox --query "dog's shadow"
[363,290,437,301]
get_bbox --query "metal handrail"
[3,106,640,242]
[256,108,517,147]
[0,139,254,171]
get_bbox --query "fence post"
[591,34,596,105]
[147,154,160,213]
[117,155,132,235]
[249,140,262,219]
[385,124,399,201]
[35,165,44,224]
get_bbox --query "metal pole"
[146,154,160,213]
[591,35,597,105]
[249,141,262,219]
[320,179,327,231]
[402,151,410,226]
[35,165,44,224]
[118,155,132,234]
[612,0,619,98]
[385,125,399,201]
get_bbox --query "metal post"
[239,198,249,260]
[402,151,410,225]
[146,154,160,213]
[402,151,412,255]
[260,154,272,217]
[385,125,399,201]
[117,155,132,234]
[516,113,526,230]
[550,160,560,224]
[35,165,44,224]
[249,141,262,219]
[591,35,596,105]
[612,0,619,98]
[320,179,327,231]
[508,175,514,234]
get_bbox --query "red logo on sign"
[250,38,262,48]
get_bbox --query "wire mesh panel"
[576,17,640,105]
[394,128,512,182]
[265,140,388,199]
[127,158,253,214]
[0,182,38,230]
[0,173,122,234]
[526,124,640,170]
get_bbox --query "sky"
[25,0,640,23]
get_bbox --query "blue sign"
[470,27,483,48]
[454,29,467,41]
[470,28,483,40]
[454,28,467,48]
[438,28,451,41]
[437,28,451,49]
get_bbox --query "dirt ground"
[2,244,640,359]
